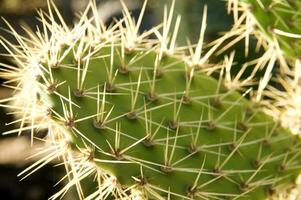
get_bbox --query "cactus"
[220,0,301,122]
[224,1,301,136]
[1,0,301,199]
[227,0,301,60]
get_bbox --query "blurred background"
[0,0,235,199]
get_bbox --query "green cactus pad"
[38,40,301,199]
[1,1,301,199]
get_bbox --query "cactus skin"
[1,1,301,200]
[47,44,301,199]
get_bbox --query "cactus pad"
[1,1,301,199]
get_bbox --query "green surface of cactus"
[1,1,301,199]
[42,39,301,200]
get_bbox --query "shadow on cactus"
[0,0,301,199]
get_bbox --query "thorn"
[168,120,178,130]
[85,148,95,162]
[188,143,198,154]
[212,167,221,177]
[50,61,60,69]
[245,106,254,116]
[46,108,52,117]
[181,95,191,105]
[162,128,179,173]
[155,67,163,78]
[186,185,198,198]
[47,82,57,94]
[109,122,124,160]
[113,149,123,160]
[125,47,134,55]
[128,69,142,116]
[105,82,115,92]
[253,159,263,170]
[73,57,83,66]
[134,176,148,186]
[267,25,275,33]
[203,121,216,131]
[261,139,270,147]
[146,92,157,102]
[64,117,75,128]
[236,122,249,132]
[210,97,222,109]
[73,88,84,97]
[278,164,286,173]
[161,165,172,173]
[118,65,129,74]
[170,95,182,130]
[228,143,237,152]
[142,137,155,147]
[239,182,250,192]
[93,118,106,130]
[267,187,276,196]
[127,111,137,120]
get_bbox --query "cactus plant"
[1,0,301,199]
[228,0,301,60]
[224,1,301,136]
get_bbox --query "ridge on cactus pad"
[1,0,301,200]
